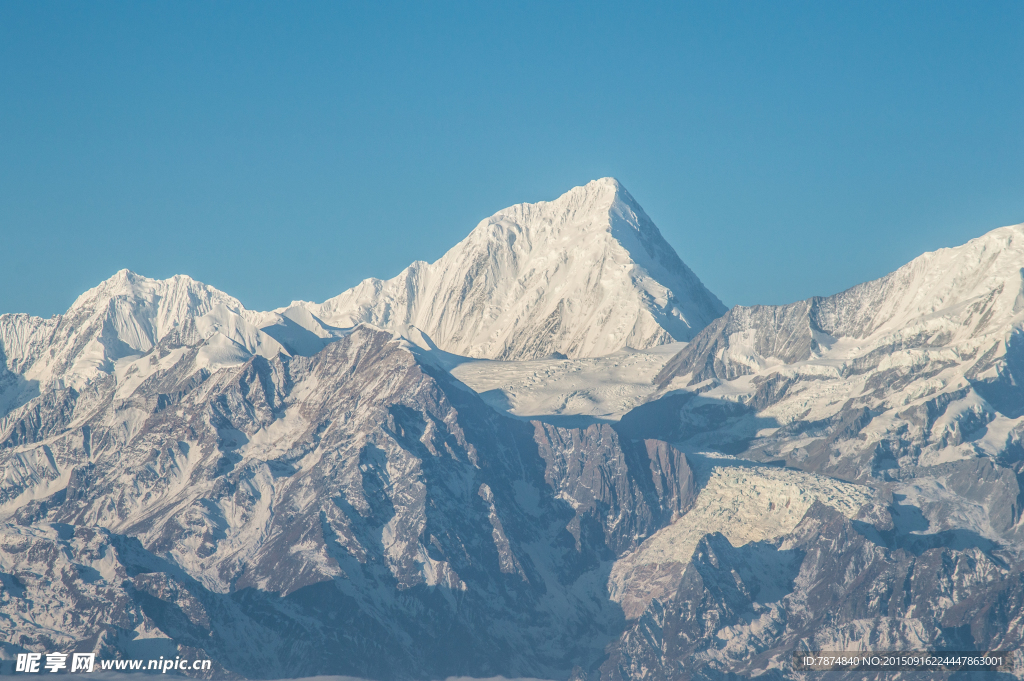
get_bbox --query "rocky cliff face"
[0,325,697,679]
[594,223,1024,679]
[605,502,1024,681]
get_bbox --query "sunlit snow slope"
[0,270,285,398]
[287,178,725,360]
[444,343,684,420]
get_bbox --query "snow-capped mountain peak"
[67,270,247,351]
[297,178,726,360]
[0,270,283,394]
[850,222,1024,338]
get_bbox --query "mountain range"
[1,179,1022,680]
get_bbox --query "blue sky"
[1,1,1022,316]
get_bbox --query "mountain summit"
[293,178,726,360]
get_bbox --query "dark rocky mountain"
[0,325,698,679]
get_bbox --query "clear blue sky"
[2,1,1022,317]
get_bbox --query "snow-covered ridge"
[290,178,726,360]
[645,221,1024,546]
[657,221,1024,389]
[837,223,1024,338]
[0,270,324,397]
[68,269,245,344]
[2,179,724,405]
